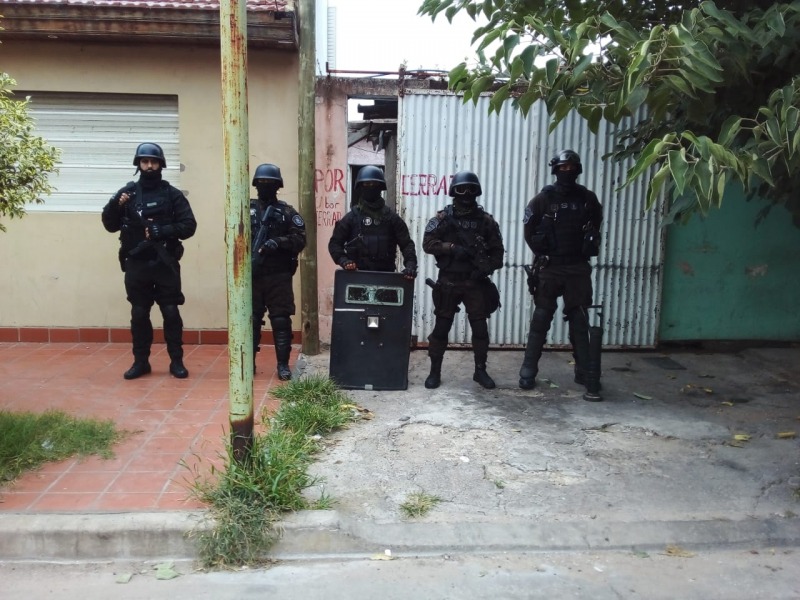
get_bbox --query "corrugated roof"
[0,0,290,11]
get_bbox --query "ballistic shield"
[329,270,414,390]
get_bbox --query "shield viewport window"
[345,285,404,306]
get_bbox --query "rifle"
[343,233,365,262]
[522,255,548,296]
[123,183,179,274]
[251,203,274,267]
[442,209,493,279]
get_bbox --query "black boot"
[574,369,602,391]
[169,359,189,379]
[271,317,293,381]
[425,356,443,389]
[519,309,551,390]
[473,363,496,389]
[124,361,151,380]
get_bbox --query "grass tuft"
[0,409,124,484]
[187,374,358,569]
[399,491,442,519]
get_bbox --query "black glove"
[148,223,173,241]
[340,258,357,270]
[401,265,417,279]
[451,244,470,261]
[261,239,279,253]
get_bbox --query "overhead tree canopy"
[0,72,61,232]
[419,0,800,226]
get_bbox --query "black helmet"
[252,163,284,187]
[355,165,386,190]
[549,150,582,175]
[448,171,482,197]
[133,143,166,168]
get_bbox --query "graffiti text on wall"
[315,168,345,227]
[401,174,453,197]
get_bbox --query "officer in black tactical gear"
[519,150,603,393]
[328,165,417,279]
[250,163,307,381]
[102,143,197,380]
[422,171,505,390]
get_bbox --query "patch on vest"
[292,214,305,227]
[425,217,439,233]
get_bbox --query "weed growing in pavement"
[400,491,442,519]
[0,409,124,484]
[187,375,359,569]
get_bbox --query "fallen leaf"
[664,545,696,558]
[702,388,714,394]
[776,432,796,439]
[721,402,734,407]
[733,434,752,442]
[634,393,652,400]
[154,562,180,580]
[115,573,133,584]
[632,550,650,559]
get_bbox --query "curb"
[0,511,209,561]
[4,510,799,562]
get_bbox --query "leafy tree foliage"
[0,72,61,232]
[419,0,800,225]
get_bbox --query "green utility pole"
[298,0,320,355]
[220,0,253,462]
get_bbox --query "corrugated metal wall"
[398,91,664,348]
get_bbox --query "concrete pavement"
[1,344,799,562]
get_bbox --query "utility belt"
[440,271,475,282]
[544,255,587,266]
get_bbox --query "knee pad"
[531,308,554,333]
[567,306,589,333]
[469,318,489,341]
[131,305,150,323]
[269,315,292,332]
[160,304,181,321]
[430,317,454,341]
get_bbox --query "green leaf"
[587,106,602,135]
[571,53,594,81]
[668,149,690,196]
[520,45,536,75]
[647,163,669,210]
[503,33,520,57]
[471,75,495,98]
[625,85,648,113]
[545,57,559,86]
[715,171,727,208]
[490,85,511,112]
[750,157,775,186]
[765,8,786,36]
[625,137,667,183]
[718,116,742,146]
[665,75,697,99]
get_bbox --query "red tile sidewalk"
[0,342,288,513]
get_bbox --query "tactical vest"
[351,208,396,271]
[438,205,489,274]
[251,200,298,274]
[120,182,176,260]
[540,185,591,259]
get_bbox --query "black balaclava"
[139,167,163,189]
[256,181,280,205]
[555,170,579,189]
[358,187,385,217]
[453,195,478,215]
